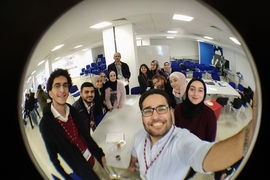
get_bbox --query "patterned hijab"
[103,70,117,91]
[169,72,187,98]
[181,78,207,119]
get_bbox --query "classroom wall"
[150,39,199,60]
[23,39,255,98]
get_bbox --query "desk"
[186,78,240,97]
[92,95,143,169]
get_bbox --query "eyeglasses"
[141,105,169,117]
[53,83,69,90]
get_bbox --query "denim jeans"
[30,110,38,125]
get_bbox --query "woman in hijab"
[92,75,107,127]
[174,78,217,179]
[149,60,166,78]
[169,71,187,104]
[103,70,126,111]
[162,61,173,79]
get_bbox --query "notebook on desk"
[205,82,215,85]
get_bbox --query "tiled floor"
[21,76,253,180]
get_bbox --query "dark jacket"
[72,97,95,133]
[138,74,153,94]
[107,61,131,80]
[164,81,177,109]
[94,87,107,113]
[39,103,104,180]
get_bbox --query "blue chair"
[229,81,236,89]
[86,64,90,70]
[193,71,202,78]
[131,86,141,95]
[69,85,80,101]
[237,83,244,92]
[212,74,220,81]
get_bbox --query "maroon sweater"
[174,104,217,142]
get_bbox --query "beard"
[142,119,171,138]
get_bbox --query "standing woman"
[36,84,49,115]
[103,70,126,111]
[92,75,107,127]
[169,72,187,104]
[137,64,154,94]
[174,78,217,179]
[149,60,166,78]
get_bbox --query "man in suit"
[107,52,131,95]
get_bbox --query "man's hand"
[90,120,95,127]
[101,156,106,166]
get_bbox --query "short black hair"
[80,82,94,92]
[46,68,72,93]
[139,88,171,110]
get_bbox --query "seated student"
[149,60,166,78]
[174,78,217,179]
[103,70,126,111]
[161,61,173,79]
[99,71,108,84]
[138,63,154,94]
[152,74,177,109]
[169,72,187,104]
[92,75,107,127]
[72,82,96,133]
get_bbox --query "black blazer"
[108,61,131,80]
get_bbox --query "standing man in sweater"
[108,52,131,95]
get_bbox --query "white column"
[103,23,140,90]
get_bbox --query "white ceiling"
[25,0,245,79]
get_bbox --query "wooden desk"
[92,95,143,169]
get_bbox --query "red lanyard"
[143,125,175,175]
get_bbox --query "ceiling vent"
[210,25,221,30]
[112,18,128,21]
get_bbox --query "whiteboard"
[137,45,170,67]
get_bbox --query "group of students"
[35,54,257,180]
[38,52,131,179]
[136,59,246,179]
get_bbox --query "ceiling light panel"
[51,44,64,51]
[90,21,112,29]
[173,14,193,22]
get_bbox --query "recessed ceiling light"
[55,57,61,60]
[37,60,45,66]
[90,21,112,29]
[51,44,64,51]
[204,36,213,40]
[229,37,241,45]
[166,36,174,39]
[167,31,178,33]
[74,45,83,49]
[173,14,193,22]
[31,70,36,75]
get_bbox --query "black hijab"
[103,70,117,91]
[181,78,207,119]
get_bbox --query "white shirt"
[131,125,214,180]
[50,104,70,122]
